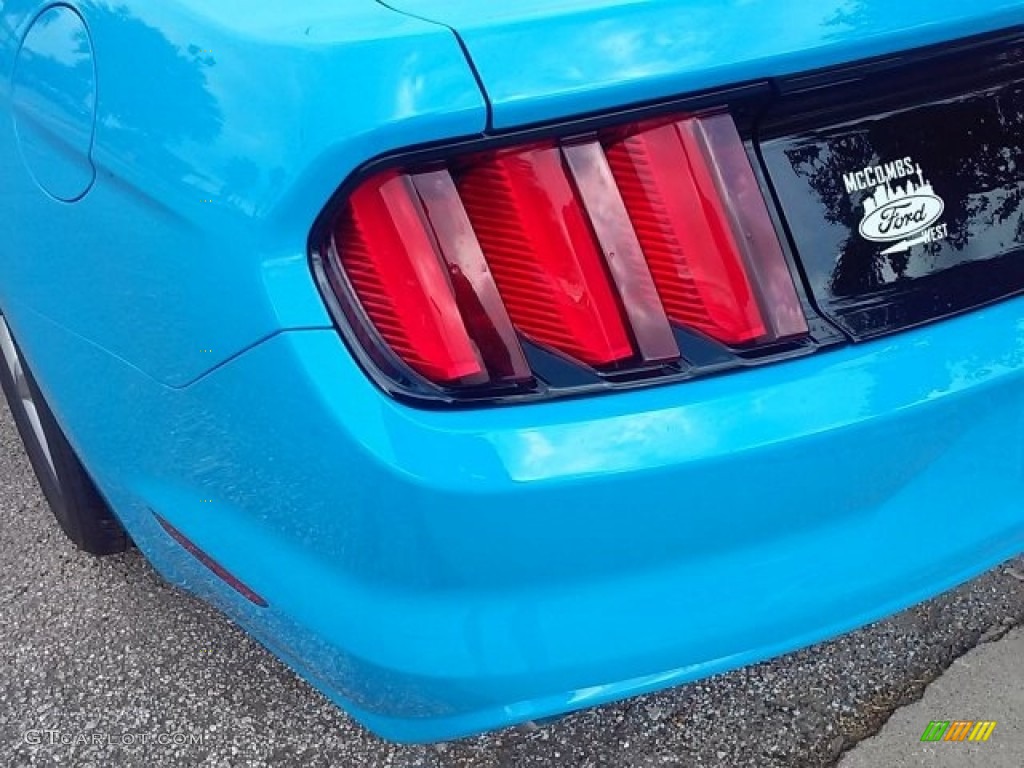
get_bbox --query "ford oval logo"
[858,194,945,243]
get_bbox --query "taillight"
[315,110,814,405]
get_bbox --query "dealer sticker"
[843,157,948,254]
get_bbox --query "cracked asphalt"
[840,626,1024,767]
[1,394,1023,768]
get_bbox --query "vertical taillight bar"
[411,170,532,384]
[683,114,808,340]
[562,142,680,364]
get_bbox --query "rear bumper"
[97,295,1024,742]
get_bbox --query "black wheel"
[0,314,128,555]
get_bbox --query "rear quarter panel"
[0,0,485,387]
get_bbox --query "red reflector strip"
[457,145,634,367]
[563,141,680,364]
[336,173,485,384]
[410,170,532,384]
[607,120,768,345]
[687,113,808,339]
[154,513,268,608]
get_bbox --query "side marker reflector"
[155,513,268,608]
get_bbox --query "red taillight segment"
[325,110,809,396]
[606,121,768,344]
[337,173,485,383]
[457,145,634,367]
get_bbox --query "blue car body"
[1,0,1023,742]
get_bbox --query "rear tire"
[0,314,128,555]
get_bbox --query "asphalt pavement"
[1,395,1023,768]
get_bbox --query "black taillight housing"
[312,106,838,407]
